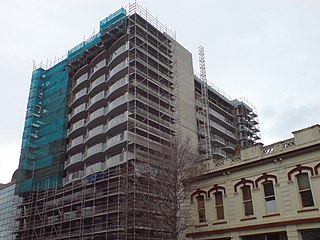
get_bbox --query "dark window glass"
[197,195,206,223]
[297,173,314,207]
[263,182,275,196]
[214,191,224,220]
[242,185,252,201]
[301,229,320,240]
[241,186,254,216]
[263,182,277,213]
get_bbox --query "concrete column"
[230,232,240,240]
[286,225,300,240]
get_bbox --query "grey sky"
[1,0,319,183]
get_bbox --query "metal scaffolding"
[16,3,178,240]
[197,46,212,157]
[194,50,260,159]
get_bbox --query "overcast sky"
[1,0,319,183]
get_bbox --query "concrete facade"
[187,125,320,240]
[194,77,260,159]
[176,43,198,145]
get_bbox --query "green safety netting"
[18,61,69,193]
[17,8,128,194]
[100,8,126,33]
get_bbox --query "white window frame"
[262,181,277,214]
[296,173,315,208]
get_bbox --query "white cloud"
[0,143,20,184]
[0,0,320,182]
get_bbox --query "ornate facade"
[187,125,320,240]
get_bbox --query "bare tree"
[132,136,200,240]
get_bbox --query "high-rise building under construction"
[15,3,260,240]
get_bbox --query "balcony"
[85,125,105,145]
[70,92,88,113]
[106,112,128,134]
[86,107,105,127]
[92,59,106,75]
[211,134,225,146]
[106,93,132,115]
[105,132,126,152]
[67,135,84,153]
[106,76,128,100]
[223,141,235,151]
[75,87,87,99]
[198,141,227,159]
[64,170,84,185]
[209,108,235,129]
[196,95,234,119]
[106,59,128,83]
[212,147,227,158]
[68,119,86,137]
[84,161,105,176]
[69,103,87,122]
[72,72,88,92]
[88,90,106,111]
[84,143,105,164]
[65,153,83,168]
[89,61,107,84]
[105,153,125,169]
[88,75,106,95]
[108,43,128,66]
[210,120,236,140]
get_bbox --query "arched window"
[196,195,206,223]
[262,181,277,213]
[241,185,254,216]
[296,173,314,207]
[208,184,226,221]
[213,191,224,220]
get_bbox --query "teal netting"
[18,60,69,193]
[68,34,101,61]
[17,8,127,194]
[100,7,126,33]
[68,8,126,61]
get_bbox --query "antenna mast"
[198,46,212,157]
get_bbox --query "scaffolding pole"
[198,46,212,157]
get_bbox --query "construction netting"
[67,7,126,61]
[17,7,128,194]
[67,34,100,61]
[99,7,127,33]
[17,60,69,193]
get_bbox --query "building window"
[241,186,254,216]
[197,195,206,223]
[263,181,277,213]
[214,191,224,220]
[242,232,288,240]
[296,173,314,207]
[300,229,320,240]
